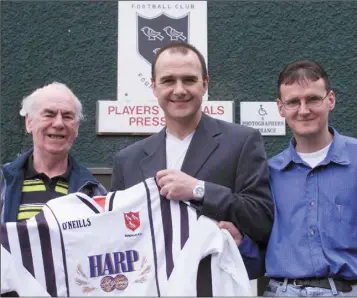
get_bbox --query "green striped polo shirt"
[18,156,71,221]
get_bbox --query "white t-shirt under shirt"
[166,130,194,170]
[297,142,332,168]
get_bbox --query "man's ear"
[328,90,336,111]
[75,121,79,138]
[151,78,157,97]
[203,75,209,91]
[25,114,32,134]
[277,98,285,118]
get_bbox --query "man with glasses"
[264,60,357,296]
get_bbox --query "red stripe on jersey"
[93,196,106,211]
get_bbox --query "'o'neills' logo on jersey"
[124,211,140,231]
[62,218,91,230]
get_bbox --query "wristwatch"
[192,180,205,201]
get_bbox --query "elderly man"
[0,82,106,223]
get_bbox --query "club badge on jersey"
[124,212,140,231]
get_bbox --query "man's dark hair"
[278,60,330,97]
[151,42,208,80]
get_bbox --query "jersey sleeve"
[1,245,50,296]
[0,206,57,296]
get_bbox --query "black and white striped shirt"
[1,178,252,296]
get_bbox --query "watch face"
[194,186,204,197]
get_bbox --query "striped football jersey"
[1,178,252,296]
[1,245,50,296]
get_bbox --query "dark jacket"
[111,113,274,245]
[111,113,272,278]
[0,148,106,223]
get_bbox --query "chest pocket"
[319,166,357,247]
[332,178,357,224]
[321,195,357,249]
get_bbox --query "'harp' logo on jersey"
[124,212,140,231]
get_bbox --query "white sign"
[96,1,235,134]
[117,1,208,101]
[97,100,234,135]
[240,102,286,136]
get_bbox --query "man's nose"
[173,81,187,96]
[298,101,310,114]
[52,114,65,127]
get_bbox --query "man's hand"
[217,221,243,246]
[156,169,198,200]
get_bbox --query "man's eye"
[307,97,321,103]
[286,100,300,106]
[184,78,196,84]
[162,79,173,84]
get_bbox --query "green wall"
[1,1,357,167]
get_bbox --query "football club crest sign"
[124,212,140,231]
[116,1,207,101]
[96,1,235,135]
[137,13,189,65]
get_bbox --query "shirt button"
[310,201,315,206]
[309,173,314,177]
[311,230,315,236]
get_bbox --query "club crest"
[137,12,190,65]
[123,211,140,231]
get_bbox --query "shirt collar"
[275,127,350,171]
[24,155,72,180]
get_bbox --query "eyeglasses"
[281,91,330,110]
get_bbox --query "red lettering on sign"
[144,106,151,115]
[129,117,135,125]
[108,105,164,115]
[128,116,166,127]
[202,105,225,115]
[152,106,159,115]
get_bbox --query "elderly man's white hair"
[20,82,84,121]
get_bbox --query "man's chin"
[294,128,320,139]
[167,109,201,121]
[43,146,70,156]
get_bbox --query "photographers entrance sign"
[240,102,286,136]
